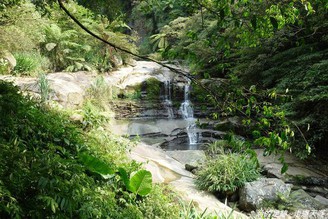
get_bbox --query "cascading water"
[180,81,201,145]
[163,81,174,119]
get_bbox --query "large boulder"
[239,178,292,212]
[315,195,328,206]
[288,189,328,210]
[165,150,206,172]
[45,72,95,108]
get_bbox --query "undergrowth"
[0,81,182,218]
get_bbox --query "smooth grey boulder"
[315,195,328,206]
[239,178,292,212]
[166,150,206,168]
[289,189,328,210]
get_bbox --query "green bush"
[13,52,50,76]
[196,150,259,194]
[0,1,46,52]
[145,78,162,100]
[137,184,180,218]
[0,81,180,218]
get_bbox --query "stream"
[118,79,207,151]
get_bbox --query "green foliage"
[43,23,92,72]
[79,153,152,196]
[0,81,178,218]
[38,72,51,103]
[128,170,152,196]
[0,1,46,52]
[145,77,161,100]
[196,142,260,194]
[0,0,137,74]
[88,76,118,103]
[13,51,49,76]
[138,0,327,162]
[81,100,110,130]
[136,184,180,218]
[78,153,115,178]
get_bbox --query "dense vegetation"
[0,1,183,218]
[0,81,185,218]
[132,0,328,160]
[1,0,327,217]
[0,0,136,75]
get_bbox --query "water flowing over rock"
[179,80,201,145]
[163,80,174,118]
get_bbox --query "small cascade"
[180,81,201,145]
[163,80,174,119]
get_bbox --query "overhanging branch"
[57,0,219,104]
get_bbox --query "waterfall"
[163,81,174,119]
[180,81,201,145]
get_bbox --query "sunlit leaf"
[129,170,152,196]
[78,153,115,179]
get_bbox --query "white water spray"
[180,81,201,145]
[163,80,174,119]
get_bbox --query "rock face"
[165,150,206,168]
[239,178,292,212]
[105,61,176,90]
[255,149,326,181]
[315,195,328,206]
[251,209,328,219]
[0,71,95,108]
[289,189,328,210]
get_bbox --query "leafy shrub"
[42,23,92,72]
[145,77,162,100]
[137,185,180,218]
[0,1,46,52]
[88,76,114,101]
[38,72,51,103]
[13,52,50,76]
[13,52,38,75]
[0,81,179,218]
[196,148,259,194]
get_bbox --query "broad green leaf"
[78,153,115,179]
[129,170,152,196]
[118,167,130,189]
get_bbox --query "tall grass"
[14,51,50,76]
[38,72,50,103]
